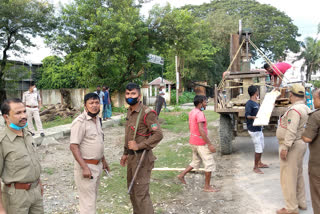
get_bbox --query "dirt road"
[37,117,314,214]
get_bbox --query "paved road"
[232,136,313,214]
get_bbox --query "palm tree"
[296,36,320,81]
[299,38,320,81]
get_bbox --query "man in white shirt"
[22,82,44,137]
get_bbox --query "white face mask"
[33,87,37,93]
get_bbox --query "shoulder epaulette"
[143,107,157,125]
[309,108,320,115]
[145,107,151,114]
[0,131,6,142]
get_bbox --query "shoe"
[298,205,307,210]
[276,208,298,214]
[40,133,45,137]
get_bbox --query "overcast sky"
[12,0,320,63]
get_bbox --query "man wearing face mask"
[0,98,44,214]
[276,84,310,214]
[245,85,268,174]
[70,93,110,214]
[120,83,163,214]
[22,82,44,137]
[178,95,219,192]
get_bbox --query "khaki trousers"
[127,151,155,214]
[309,165,320,214]
[279,140,307,213]
[2,183,44,214]
[26,107,43,133]
[74,162,102,214]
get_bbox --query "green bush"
[170,90,195,105]
[112,106,127,113]
[311,80,320,88]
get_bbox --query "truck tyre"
[219,114,233,155]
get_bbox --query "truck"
[214,28,289,155]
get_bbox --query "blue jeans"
[106,104,112,118]
[103,104,108,119]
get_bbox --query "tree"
[35,56,87,89]
[183,0,301,61]
[0,0,55,103]
[148,4,203,91]
[296,37,320,81]
[46,0,150,90]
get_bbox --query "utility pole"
[175,55,179,105]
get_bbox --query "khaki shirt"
[0,127,41,184]
[124,102,163,155]
[276,100,310,150]
[22,91,41,107]
[70,111,104,160]
[302,109,320,168]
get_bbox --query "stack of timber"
[40,104,80,122]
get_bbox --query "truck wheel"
[219,114,233,155]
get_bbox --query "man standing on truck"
[264,62,291,88]
[245,85,269,174]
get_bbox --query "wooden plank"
[226,71,264,75]
[253,90,281,126]
[152,168,205,171]
[230,34,240,72]
[225,74,267,79]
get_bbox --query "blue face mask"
[200,107,205,111]
[9,122,28,131]
[126,97,139,106]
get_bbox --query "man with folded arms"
[0,98,44,214]
[70,93,110,214]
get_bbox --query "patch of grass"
[42,116,75,129]
[113,106,127,113]
[159,110,189,133]
[97,137,191,214]
[43,167,55,175]
[159,110,219,133]
[204,110,220,122]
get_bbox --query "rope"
[248,39,291,84]
[218,39,246,90]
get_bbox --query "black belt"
[128,149,144,155]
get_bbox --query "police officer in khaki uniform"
[22,82,44,137]
[70,93,110,214]
[0,98,43,214]
[276,84,310,214]
[120,83,163,214]
[302,88,320,214]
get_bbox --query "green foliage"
[296,36,320,81]
[45,0,150,90]
[112,106,127,113]
[183,0,300,61]
[170,89,195,105]
[159,111,189,133]
[36,56,85,89]
[0,0,55,103]
[42,116,75,129]
[311,80,320,88]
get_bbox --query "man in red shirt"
[264,62,292,87]
[177,95,219,192]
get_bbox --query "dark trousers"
[127,151,155,214]
[309,166,320,214]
